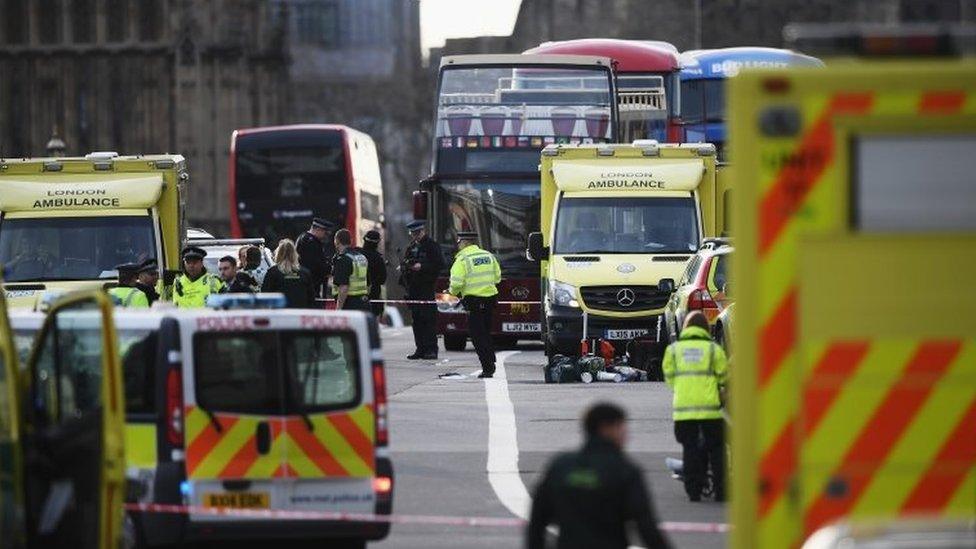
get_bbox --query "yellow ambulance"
[0,153,187,308]
[0,289,126,549]
[728,26,976,549]
[528,141,721,359]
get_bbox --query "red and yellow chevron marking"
[751,87,972,547]
[185,405,375,480]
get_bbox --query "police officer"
[108,263,149,307]
[528,403,672,549]
[662,311,729,502]
[134,259,161,306]
[297,216,336,298]
[331,228,370,311]
[173,246,226,308]
[361,229,387,318]
[400,220,444,360]
[446,230,500,378]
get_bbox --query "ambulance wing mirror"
[722,282,732,297]
[658,278,675,295]
[526,232,548,262]
[26,291,124,548]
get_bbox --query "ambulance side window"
[286,332,360,411]
[32,313,103,423]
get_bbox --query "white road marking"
[484,350,530,519]
[484,350,647,549]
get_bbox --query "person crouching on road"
[108,263,149,307]
[173,246,226,308]
[527,403,672,549]
[446,231,500,379]
[262,239,315,308]
[662,311,729,502]
[331,228,370,311]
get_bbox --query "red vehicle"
[229,124,384,245]
[525,39,683,143]
[416,54,618,351]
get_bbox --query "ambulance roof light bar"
[206,293,287,310]
[784,22,976,57]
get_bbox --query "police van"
[10,295,393,547]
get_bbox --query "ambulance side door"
[0,287,26,548]
[24,292,125,549]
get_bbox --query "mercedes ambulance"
[10,295,393,547]
[528,141,720,358]
[0,153,187,309]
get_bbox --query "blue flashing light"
[180,481,192,497]
[206,293,287,310]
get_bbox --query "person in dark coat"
[296,216,336,298]
[262,238,316,308]
[134,258,161,306]
[361,229,387,319]
[399,220,444,360]
[527,403,672,549]
[217,255,258,293]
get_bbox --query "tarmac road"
[373,328,727,549]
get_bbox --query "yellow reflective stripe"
[191,419,254,479]
[286,435,326,477]
[184,406,209,444]
[311,416,372,477]
[348,405,375,440]
[246,426,287,478]
[125,423,157,469]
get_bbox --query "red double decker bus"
[525,39,683,143]
[229,124,384,245]
[416,54,618,351]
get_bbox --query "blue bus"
[679,47,823,153]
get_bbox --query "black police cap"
[312,217,336,230]
[115,262,140,274]
[182,246,207,260]
[456,231,478,240]
[364,230,381,243]
[138,259,158,273]
[406,220,426,233]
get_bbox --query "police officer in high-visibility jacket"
[331,228,370,311]
[108,263,150,307]
[662,311,729,502]
[446,231,501,378]
[173,246,225,308]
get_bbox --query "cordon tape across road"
[122,503,729,533]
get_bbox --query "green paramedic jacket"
[662,325,728,421]
[448,244,501,298]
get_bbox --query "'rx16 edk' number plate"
[604,329,649,340]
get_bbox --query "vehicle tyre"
[443,334,466,352]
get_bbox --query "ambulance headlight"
[549,280,579,308]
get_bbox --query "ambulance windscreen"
[554,196,700,254]
[0,215,155,282]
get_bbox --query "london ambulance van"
[0,153,187,309]
[528,141,720,358]
[10,296,393,547]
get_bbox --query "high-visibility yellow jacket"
[332,251,369,297]
[108,286,149,308]
[173,271,225,308]
[448,244,500,298]
[662,325,728,421]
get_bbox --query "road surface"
[373,328,727,548]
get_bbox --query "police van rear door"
[279,311,376,514]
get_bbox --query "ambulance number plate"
[502,322,541,333]
[604,329,649,340]
[204,492,270,509]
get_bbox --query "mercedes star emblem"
[511,286,530,300]
[616,288,636,307]
[617,263,636,274]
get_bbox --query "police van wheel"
[443,334,467,352]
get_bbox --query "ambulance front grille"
[580,285,669,312]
